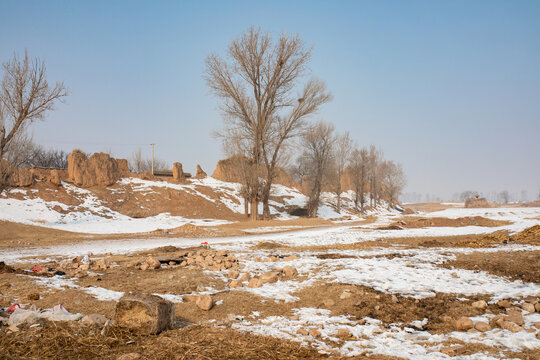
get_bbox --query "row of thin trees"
[206,28,405,220]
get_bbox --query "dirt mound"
[465,198,489,208]
[514,225,540,242]
[195,164,207,179]
[68,150,130,187]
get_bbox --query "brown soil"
[396,216,510,228]
[445,250,540,283]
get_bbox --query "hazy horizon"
[2,0,539,201]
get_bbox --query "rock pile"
[132,249,239,272]
[229,265,299,289]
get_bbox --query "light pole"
[150,143,155,175]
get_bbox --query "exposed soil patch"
[444,250,540,283]
[293,283,502,334]
[397,216,511,228]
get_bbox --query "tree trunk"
[244,196,249,217]
[250,198,258,221]
[262,181,272,220]
[336,192,341,213]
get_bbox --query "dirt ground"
[445,250,540,283]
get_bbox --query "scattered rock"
[146,256,161,270]
[196,295,213,311]
[115,293,174,335]
[391,295,399,303]
[82,313,108,328]
[535,303,540,312]
[337,328,350,338]
[308,328,321,337]
[497,299,511,308]
[248,278,262,288]
[471,300,487,310]
[227,270,239,279]
[95,257,110,270]
[260,271,279,284]
[340,290,353,300]
[533,322,540,329]
[229,279,242,288]
[474,321,491,332]
[523,302,536,313]
[297,328,309,336]
[323,299,335,307]
[501,321,522,333]
[440,315,453,323]
[455,316,473,331]
[506,309,524,326]
[282,265,298,278]
[284,255,299,261]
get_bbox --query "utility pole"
[150,143,155,175]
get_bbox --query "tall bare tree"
[0,51,67,188]
[296,121,335,217]
[380,160,406,208]
[367,145,383,207]
[129,147,167,173]
[330,131,353,213]
[205,27,331,220]
[350,146,369,213]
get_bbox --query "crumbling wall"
[465,198,489,208]
[212,156,297,188]
[67,150,130,188]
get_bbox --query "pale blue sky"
[1,0,539,200]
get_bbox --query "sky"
[1,0,539,201]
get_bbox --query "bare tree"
[380,160,406,208]
[296,121,335,217]
[459,190,477,202]
[330,131,353,213]
[25,145,68,168]
[499,190,510,204]
[0,51,67,189]
[367,145,383,207]
[205,27,331,220]
[129,147,167,173]
[350,146,369,213]
[220,130,262,218]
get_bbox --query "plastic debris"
[31,266,44,272]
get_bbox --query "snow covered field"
[2,181,540,359]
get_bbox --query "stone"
[82,313,108,328]
[260,271,279,284]
[140,263,149,271]
[340,290,353,300]
[227,270,239,279]
[523,302,536,313]
[471,300,487,310]
[440,315,453,323]
[95,257,110,270]
[474,321,491,332]
[146,256,161,270]
[296,328,309,336]
[248,278,262,288]
[115,293,174,335]
[391,295,399,303]
[196,295,213,311]
[308,328,321,337]
[497,299,511,308]
[238,273,250,282]
[117,353,141,360]
[323,299,335,307]
[79,263,90,271]
[282,265,298,278]
[501,321,522,333]
[533,322,540,329]
[535,303,540,312]
[229,279,243,289]
[455,317,473,331]
[506,309,524,326]
[337,328,350,338]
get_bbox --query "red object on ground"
[201,241,209,249]
[7,303,21,313]
[31,265,44,272]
